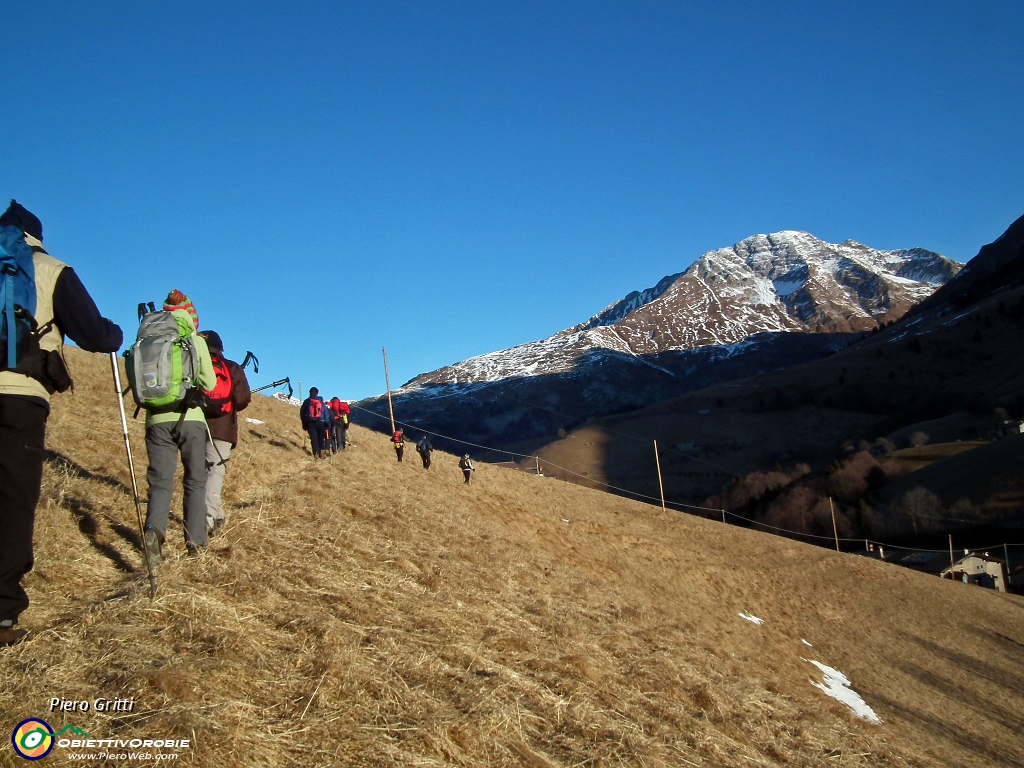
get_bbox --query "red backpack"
[306,398,323,420]
[203,354,234,417]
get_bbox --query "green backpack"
[124,310,200,412]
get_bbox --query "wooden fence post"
[654,440,666,512]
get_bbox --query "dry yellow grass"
[2,348,1023,767]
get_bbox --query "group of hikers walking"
[303,401,478,483]
[387,427,475,482]
[0,199,483,648]
[299,388,350,458]
[0,200,253,646]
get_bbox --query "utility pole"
[535,456,540,475]
[382,346,396,434]
[653,440,666,512]
[949,535,955,579]
[1004,542,1011,590]
[829,497,840,552]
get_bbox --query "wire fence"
[348,402,1024,571]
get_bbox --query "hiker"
[138,291,216,564]
[459,454,475,484]
[416,435,433,469]
[329,397,350,450]
[321,396,337,454]
[198,330,251,537]
[391,429,404,462]
[300,387,329,458]
[0,201,122,646]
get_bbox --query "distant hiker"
[321,396,337,454]
[198,330,252,537]
[300,387,329,458]
[459,454,475,484]
[0,201,122,646]
[132,290,216,565]
[329,397,350,450]
[391,429,405,462]
[416,435,433,469]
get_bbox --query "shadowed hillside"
[2,349,1023,767]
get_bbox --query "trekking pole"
[202,422,228,466]
[251,377,290,394]
[110,353,157,598]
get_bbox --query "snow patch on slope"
[805,659,881,724]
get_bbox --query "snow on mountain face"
[404,231,961,389]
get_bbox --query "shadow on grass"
[45,449,134,495]
[878,632,1024,765]
[872,689,1021,767]
[63,494,137,574]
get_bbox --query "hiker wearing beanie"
[141,290,216,565]
[391,429,405,462]
[198,330,251,536]
[300,387,329,458]
[0,200,122,646]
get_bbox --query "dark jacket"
[206,357,251,447]
[52,268,123,354]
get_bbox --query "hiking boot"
[0,626,27,646]
[186,543,206,558]
[144,528,163,568]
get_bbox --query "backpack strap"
[170,387,204,439]
[2,265,16,369]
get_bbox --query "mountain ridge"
[403,230,959,390]
[526,212,1024,537]
[355,231,960,448]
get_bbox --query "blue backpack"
[0,225,38,370]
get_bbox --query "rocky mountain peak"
[401,231,960,391]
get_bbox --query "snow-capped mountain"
[355,231,961,447]
[406,232,960,388]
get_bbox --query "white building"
[940,554,1008,592]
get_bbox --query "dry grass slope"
[2,349,1023,767]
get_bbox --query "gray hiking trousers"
[205,439,232,529]
[145,421,209,548]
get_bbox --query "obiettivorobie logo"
[11,719,88,761]
[10,717,191,762]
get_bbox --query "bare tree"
[901,487,941,535]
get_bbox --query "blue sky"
[4,1,1022,401]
